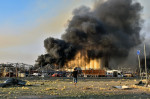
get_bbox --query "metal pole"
[138,55,142,80]
[9,67,10,78]
[144,44,148,86]
[16,63,18,78]
[41,64,42,77]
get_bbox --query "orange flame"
[65,51,103,70]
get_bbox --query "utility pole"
[41,63,42,77]
[144,44,148,86]
[137,52,142,80]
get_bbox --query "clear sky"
[0,0,149,65]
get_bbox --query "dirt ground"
[0,77,150,99]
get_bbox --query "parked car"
[32,73,41,76]
[51,71,66,77]
[52,73,62,77]
[106,70,124,77]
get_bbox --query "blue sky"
[0,0,68,32]
[0,0,93,64]
[0,0,149,65]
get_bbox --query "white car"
[32,73,41,76]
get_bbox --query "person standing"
[72,68,78,87]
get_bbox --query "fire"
[65,51,104,70]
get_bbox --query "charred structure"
[35,0,143,70]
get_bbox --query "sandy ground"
[0,77,150,99]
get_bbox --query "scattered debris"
[41,83,44,85]
[0,78,26,88]
[82,87,92,90]
[113,86,131,90]
[146,80,150,87]
[45,88,57,91]
[99,88,105,90]
[135,81,145,86]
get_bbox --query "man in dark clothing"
[72,68,78,87]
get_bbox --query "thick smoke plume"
[35,0,143,68]
[35,37,76,68]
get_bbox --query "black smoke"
[35,37,77,68]
[35,0,143,68]
[141,57,150,72]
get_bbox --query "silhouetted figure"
[72,68,78,87]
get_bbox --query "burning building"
[64,51,108,70]
[35,0,143,71]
